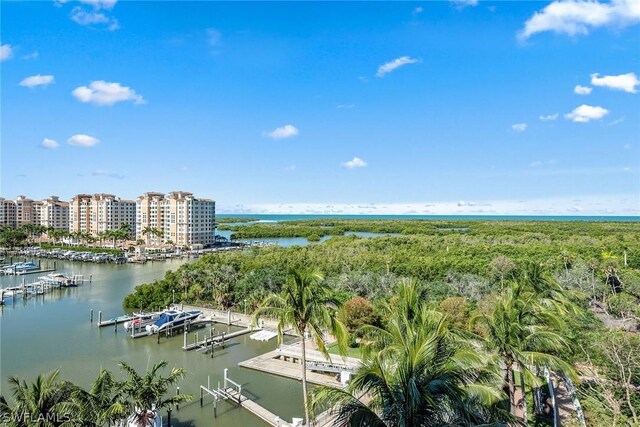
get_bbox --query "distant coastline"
[217,213,640,222]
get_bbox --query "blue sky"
[1,0,639,215]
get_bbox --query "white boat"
[123,311,163,331]
[145,310,201,335]
[40,273,76,287]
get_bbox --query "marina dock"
[238,342,361,388]
[199,369,335,427]
[183,326,253,351]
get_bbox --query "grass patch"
[327,342,362,359]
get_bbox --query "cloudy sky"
[1,0,639,215]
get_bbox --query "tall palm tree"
[6,369,77,427]
[312,279,506,426]
[253,267,347,426]
[470,282,576,424]
[118,360,191,416]
[67,369,128,427]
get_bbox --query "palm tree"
[97,231,109,248]
[253,267,347,426]
[470,282,576,424]
[312,279,506,426]
[142,227,163,246]
[6,369,77,427]
[68,369,128,427]
[118,361,191,416]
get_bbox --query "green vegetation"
[0,361,190,427]
[216,217,259,223]
[122,219,639,425]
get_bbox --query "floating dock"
[97,314,134,327]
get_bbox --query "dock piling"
[98,311,102,325]
[176,387,180,410]
[183,330,187,348]
[90,309,93,323]
[114,319,117,333]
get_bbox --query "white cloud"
[342,157,367,169]
[19,74,55,88]
[450,0,479,9]
[72,81,144,106]
[207,28,221,46]
[67,134,100,147]
[413,6,424,15]
[70,7,119,30]
[528,159,558,168]
[78,0,117,10]
[607,117,625,126]
[624,143,632,149]
[92,169,124,179]
[336,104,355,109]
[539,113,559,121]
[0,44,13,61]
[41,138,59,149]
[512,123,528,132]
[22,51,39,60]
[264,124,299,140]
[226,193,640,216]
[565,104,609,122]
[284,165,296,171]
[591,72,639,93]
[574,85,592,95]
[519,0,640,40]
[376,56,419,77]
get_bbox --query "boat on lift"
[123,311,164,331]
[145,309,201,335]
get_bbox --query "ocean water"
[217,214,640,222]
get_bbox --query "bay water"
[0,259,305,426]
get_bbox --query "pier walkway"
[239,341,362,388]
[200,369,336,427]
[183,327,253,351]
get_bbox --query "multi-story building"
[136,191,215,248]
[33,196,70,230]
[0,196,69,230]
[0,198,18,227]
[70,193,136,238]
[15,195,35,226]
[136,192,166,246]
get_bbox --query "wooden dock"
[239,350,342,388]
[239,342,361,388]
[182,327,253,351]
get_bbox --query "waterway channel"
[0,259,304,426]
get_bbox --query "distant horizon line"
[217,213,640,219]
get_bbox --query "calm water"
[0,259,304,426]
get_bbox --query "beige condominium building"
[0,195,69,230]
[33,196,69,230]
[136,191,216,248]
[70,193,136,237]
[0,198,18,227]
